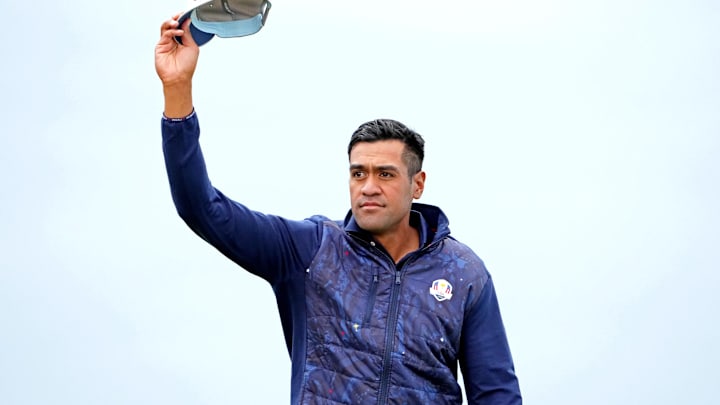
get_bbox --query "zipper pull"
[395,271,401,285]
[373,274,379,283]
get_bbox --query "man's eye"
[379,172,393,178]
[352,171,366,178]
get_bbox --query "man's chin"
[354,217,382,234]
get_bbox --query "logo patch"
[429,279,453,302]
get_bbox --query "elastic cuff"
[162,109,196,122]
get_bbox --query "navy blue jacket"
[162,112,522,404]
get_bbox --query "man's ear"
[413,171,426,199]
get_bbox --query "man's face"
[349,140,425,238]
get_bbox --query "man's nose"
[361,177,381,195]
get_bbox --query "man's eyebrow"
[349,163,400,172]
[376,165,400,172]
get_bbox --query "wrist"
[163,81,194,119]
[163,108,196,122]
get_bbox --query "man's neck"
[375,226,421,264]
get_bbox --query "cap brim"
[190,12,264,38]
[174,0,270,46]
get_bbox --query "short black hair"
[348,119,425,176]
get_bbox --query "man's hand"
[155,15,198,118]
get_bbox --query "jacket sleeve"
[459,276,522,404]
[160,112,322,285]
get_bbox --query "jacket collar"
[342,203,451,247]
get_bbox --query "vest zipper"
[378,267,403,405]
[356,238,403,405]
[349,234,442,404]
[376,242,441,404]
[363,271,380,325]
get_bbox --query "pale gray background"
[1,0,718,404]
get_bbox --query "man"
[155,15,522,405]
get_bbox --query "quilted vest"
[299,220,488,404]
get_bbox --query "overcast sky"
[1,0,718,404]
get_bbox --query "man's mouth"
[360,201,383,208]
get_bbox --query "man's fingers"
[158,14,196,48]
[159,17,183,43]
[162,28,184,41]
[178,17,198,47]
[160,15,181,36]
[160,21,178,36]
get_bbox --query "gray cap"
[176,0,272,46]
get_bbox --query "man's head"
[347,119,426,240]
[348,119,425,177]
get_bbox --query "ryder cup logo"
[429,279,453,302]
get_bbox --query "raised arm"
[154,16,321,284]
[155,15,198,118]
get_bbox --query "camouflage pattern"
[300,217,488,404]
